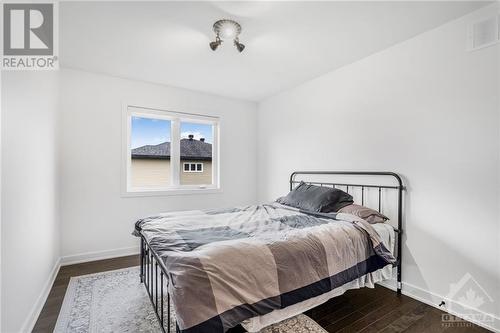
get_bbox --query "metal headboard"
[290,171,404,294]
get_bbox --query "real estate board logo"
[2,2,58,70]
[441,273,495,328]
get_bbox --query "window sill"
[122,187,222,197]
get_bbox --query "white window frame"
[122,104,220,196]
[183,162,204,173]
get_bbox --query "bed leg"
[396,184,403,296]
[140,238,144,283]
[168,291,171,333]
[397,264,402,296]
[160,271,164,327]
[396,241,402,296]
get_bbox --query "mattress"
[242,223,395,332]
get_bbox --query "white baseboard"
[60,246,140,266]
[20,257,61,333]
[18,246,139,332]
[377,279,500,333]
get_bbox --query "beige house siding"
[130,159,212,188]
[130,159,171,188]
[180,160,212,185]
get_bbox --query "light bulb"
[215,20,240,40]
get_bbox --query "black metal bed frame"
[140,171,405,333]
[140,233,175,333]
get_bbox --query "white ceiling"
[60,1,488,101]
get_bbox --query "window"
[124,105,219,194]
[183,163,203,173]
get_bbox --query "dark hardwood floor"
[33,255,490,333]
[32,255,140,333]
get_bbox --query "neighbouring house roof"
[131,139,212,161]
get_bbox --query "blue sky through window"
[131,117,214,149]
[131,117,171,149]
[180,122,213,144]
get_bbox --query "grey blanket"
[134,203,395,333]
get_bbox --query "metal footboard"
[140,235,176,333]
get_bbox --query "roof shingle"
[131,139,212,161]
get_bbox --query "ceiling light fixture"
[209,19,245,53]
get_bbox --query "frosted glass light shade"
[213,20,242,40]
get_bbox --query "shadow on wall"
[382,174,498,321]
[401,221,499,319]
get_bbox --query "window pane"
[184,163,189,171]
[180,122,213,185]
[130,116,171,188]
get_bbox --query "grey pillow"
[338,204,389,224]
[276,182,353,213]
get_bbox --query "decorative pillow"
[338,204,389,224]
[276,182,353,213]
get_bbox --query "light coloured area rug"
[54,266,327,333]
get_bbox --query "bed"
[134,171,404,333]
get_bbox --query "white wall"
[59,69,257,261]
[258,3,500,329]
[1,71,60,332]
